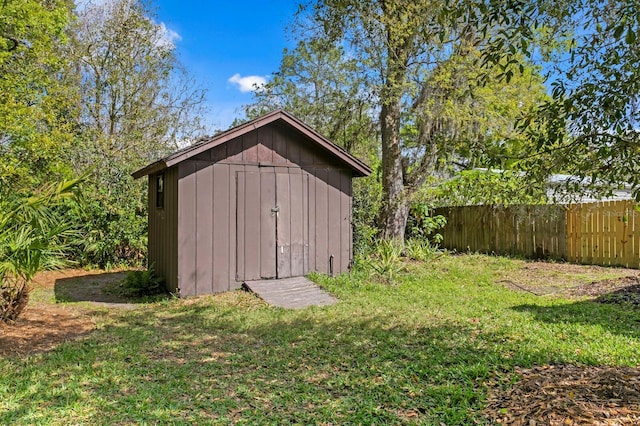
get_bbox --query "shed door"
[236,170,308,281]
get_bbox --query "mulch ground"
[488,261,640,425]
[485,365,640,425]
[0,269,131,357]
[0,302,94,357]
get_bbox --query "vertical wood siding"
[148,166,178,292]
[177,162,197,296]
[170,124,355,296]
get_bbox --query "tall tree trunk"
[379,98,409,241]
[378,10,412,242]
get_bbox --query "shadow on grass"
[1,304,508,424]
[8,287,640,424]
[54,272,170,306]
[513,298,640,339]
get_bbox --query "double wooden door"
[236,169,309,281]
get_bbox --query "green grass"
[2,254,640,424]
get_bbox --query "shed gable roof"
[132,110,372,179]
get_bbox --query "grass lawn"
[1,254,639,424]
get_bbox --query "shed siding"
[340,172,353,271]
[148,166,179,292]
[313,169,329,275]
[328,170,342,274]
[212,164,231,292]
[178,162,197,296]
[259,169,276,279]
[195,165,213,295]
[161,120,358,297]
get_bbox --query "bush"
[404,238,444,262]
[406,202,446,241]
[352,170,382,256]
[118,268,165,297]
[0,179,81,322]
[68,180,148,269]
[362,239,406,284]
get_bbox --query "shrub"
[352,171,382,256]
[404,238,444,262]
[118,268,165,297]
[67,180,148,269]
[0,179,81,322]
[406,202,446,241]
[367,239,405,283]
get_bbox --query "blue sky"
[152,1,301,131]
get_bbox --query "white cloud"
[156,22,181,48]
[228,73,267,93]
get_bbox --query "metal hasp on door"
[236,170,308,281]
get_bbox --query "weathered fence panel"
[565,200,640,268]
[435,200,640,268]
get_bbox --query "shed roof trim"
[132,110,372,179]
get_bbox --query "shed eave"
[134,110,372,178]
[131,160,167,179]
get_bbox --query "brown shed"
[132,110,372,296]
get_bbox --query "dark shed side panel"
[178,162,239,296]
[148,167,178,292]
[212,164,231,292]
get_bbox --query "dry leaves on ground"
[0,302,95,356]
[485,365,640,425]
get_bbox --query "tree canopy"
[0,0,75,191]
[248,0,550,241]
[479,0,640,197]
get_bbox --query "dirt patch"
[0,269,136,357]
[497,261,640,298]
[0,302,94,356]
[485,365,640,425]
[53,270,139,308]
[562,276,640,308]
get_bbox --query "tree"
[429,169,547,207]
[70,0,206,183]
[0,0,76,191]
[480,0,640,197]
[66,0,208,266]
[244,38,378,159]
[296,0,548,241]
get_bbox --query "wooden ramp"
[243,276,338,309]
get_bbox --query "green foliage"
[431,169,548,207]
[0,0,76,191]
[0,179,81,322]
[405,203,447,241]
[117,268,165,298]
[404,238,444,262]
[351,168,382,256]
[480,0,640,198]
[366,239,405,283]
[68,180,148,268]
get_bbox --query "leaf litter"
[490,261,640,425]
[484,365,640,425]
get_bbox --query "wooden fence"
[434,200,640,268]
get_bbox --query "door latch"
[271,206,279,213]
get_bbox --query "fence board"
[434,200,640,268]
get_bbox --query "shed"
[132,110,372,296]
